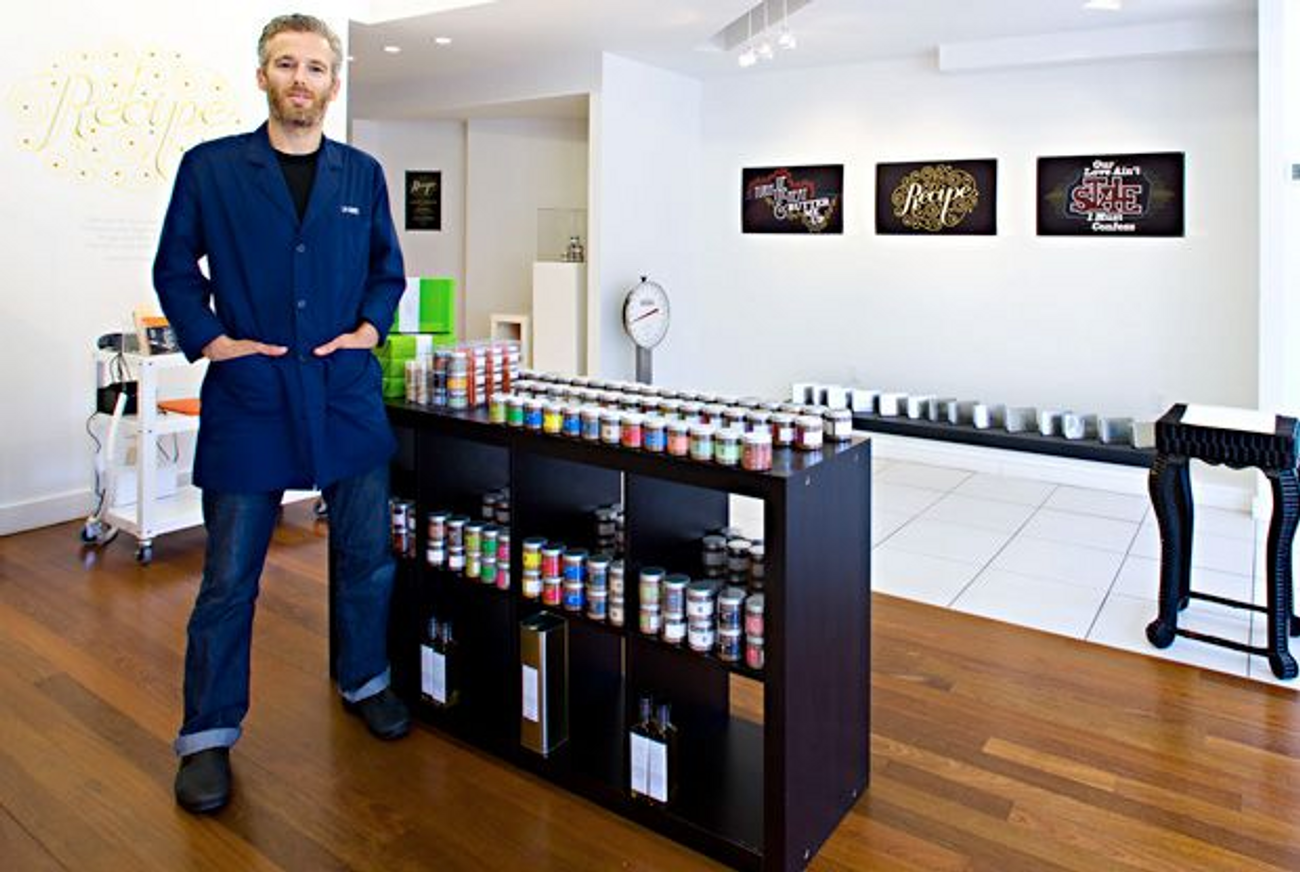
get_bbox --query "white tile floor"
[734,456,1297,689]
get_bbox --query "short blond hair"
[258,13,343,80]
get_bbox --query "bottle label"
[630,733,650,797]
[647,738,669,803]
[522,665,540,722]
[421,645,447,704]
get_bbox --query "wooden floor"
[2,505,1299,871]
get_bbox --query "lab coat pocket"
[208,354,282,416]
[325,348,379,400]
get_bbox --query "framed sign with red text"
[1037,152,1184,237]
[742,164,843,234]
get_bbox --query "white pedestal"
[532,262,585,376]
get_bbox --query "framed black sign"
[742,164,843,234]
[876,159,997,235]
[405,170,442,231]
[1037,152,1184,237]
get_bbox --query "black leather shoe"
[345,687,410,740]
[174,748,231,814]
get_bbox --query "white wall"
[652,53,1258,427]
[464,116,588,341]
[350,118,466,333]
[1258,0,1300,420]
[0,1,351,534]
[590,54,703,381]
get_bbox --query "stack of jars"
[389,498,417,559]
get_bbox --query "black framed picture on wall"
[875,159,997,235]
[742,164,844,234]
[1037,152,1185,237]
[405,170,442,231]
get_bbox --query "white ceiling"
[346,0,1255,117]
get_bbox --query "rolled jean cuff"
[340,666,390,704]
[174,726,241,757]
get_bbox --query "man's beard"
[268,84,329,129]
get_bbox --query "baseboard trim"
[0,489,94,536]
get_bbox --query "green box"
[382,376,405,399]
[419,277,456,334]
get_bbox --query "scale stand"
[635,347,653,385]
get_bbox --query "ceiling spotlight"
[777,29,796,51]
[383,45,402,54]
[757,40,774,61]
[434,36,452,45]
[738,47,758,68]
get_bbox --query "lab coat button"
[295,243,307,253]
[297,299,307,310]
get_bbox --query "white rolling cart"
[88,350,314,564]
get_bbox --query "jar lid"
[771,412,795,423]
[668,419,690,432]
[562,402,582,414]
[727,538,752,552]
[491,392,508,402]
[587,588,609,598]
[643,415,666,428]
[664,573,691,588]
[639,566,667,580]
[746,593,765,612]
[702,534,727,550]
[797,415,824,428]
[746,635,764,645]
[716,427,743,441]
[563,578,584,589]
[588,553,613,568]
[602,409,624,422]
[541,544,563,554]
[744,429,772,444]
[526,397,545,408]
[687,580,717,597]
[825,408,852,420]
[719,626,743,638]
[465,521,484,531]
[622,412,644,425]
[718,586,746,606]
[523,536,547,547]
[690,423,717,436]
[563,548,588,560]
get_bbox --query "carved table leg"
[1265,468,1299,679]
[1147,454,1191,649]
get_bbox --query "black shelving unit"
[851,412,1154,467]
[351,402,871,870]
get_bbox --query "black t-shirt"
[276,148,320,223]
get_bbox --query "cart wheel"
[313,497,329,520]
[80,519,102,543]
[136,544,153,565]
[1269,651,1298,681]
[1145,619,1176,649]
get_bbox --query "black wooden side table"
[1146,403,1300,679]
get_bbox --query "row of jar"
[502,383,854,443]
[637,567,766,671]
[489,397,850,469]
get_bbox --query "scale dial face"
[623,280,670,350]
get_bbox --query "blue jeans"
[174,463,396,756]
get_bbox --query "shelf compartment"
[625,633,763,864]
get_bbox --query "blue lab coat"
[153,123,406,493]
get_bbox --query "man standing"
[154,14,409,814]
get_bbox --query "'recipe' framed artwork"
[875,159,997,235]
[1037,152,1184,237]
[742,164,844,234]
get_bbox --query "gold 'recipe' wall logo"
[890,164,980,232]
[8,46,240,188]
